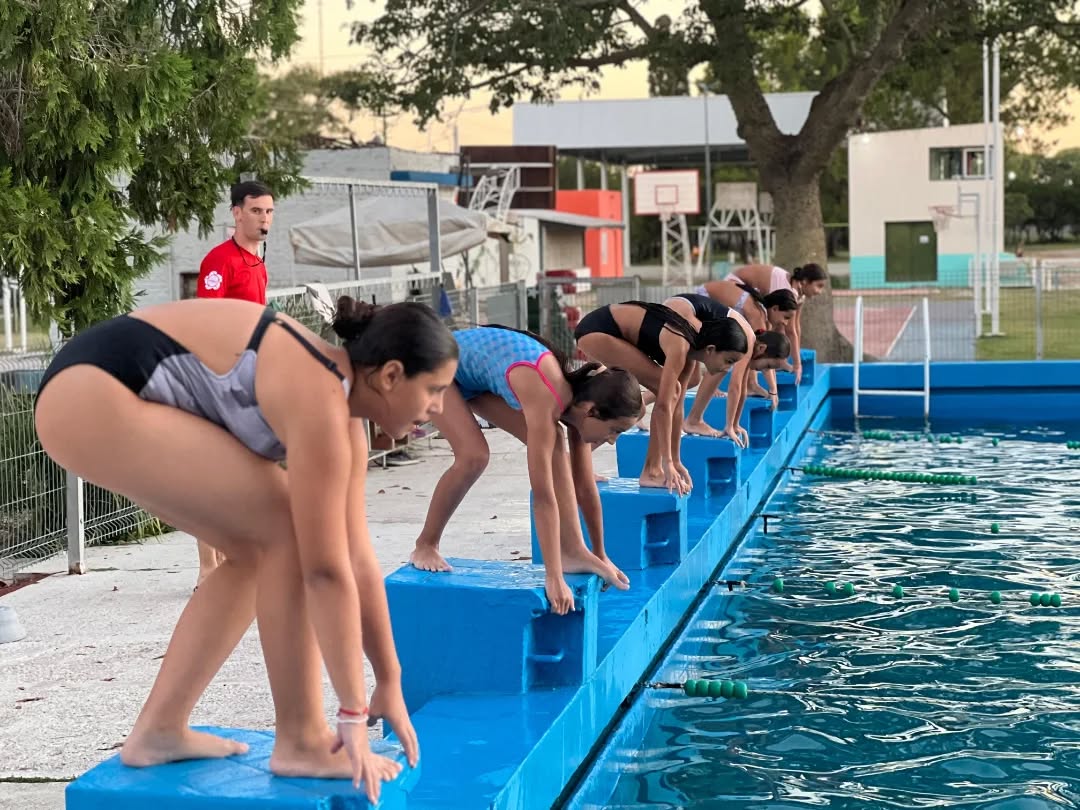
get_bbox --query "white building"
[847,122,1006,289]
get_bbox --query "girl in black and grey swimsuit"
[35,295,456,803]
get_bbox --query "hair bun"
[332,295,378,342]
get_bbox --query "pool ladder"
[852,295,931,421]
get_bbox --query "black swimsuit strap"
[248,307,346,381]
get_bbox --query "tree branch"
[701,0,787,161]
[616,0,656,37]
[797,0,942,174]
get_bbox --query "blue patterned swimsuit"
[453,327,565,411]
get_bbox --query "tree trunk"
[763,170,853,362]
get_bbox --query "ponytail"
[791,263,827,283]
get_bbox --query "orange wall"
[555,191,624,278]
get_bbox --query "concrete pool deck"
[0,428,585,810]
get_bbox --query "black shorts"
[574,305,622,342]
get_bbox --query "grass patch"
[975,287,1080,360]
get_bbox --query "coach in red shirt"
[197,180,274,304]
[192,180,273,588]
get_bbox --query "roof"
[512,93,817,166]
[508,209,623,229]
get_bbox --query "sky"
[284,0,1080,154]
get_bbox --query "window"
[180,272,199,299]
[930,147,986,180]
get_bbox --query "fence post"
[1034,260,1044,361]
[470,287,480,326]
[540,280,552,340]
[66,472,85,575]
[631,276,641,299]
[515,280,527,330]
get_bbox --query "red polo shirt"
[197,239,268,304]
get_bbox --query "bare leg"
[33,368,332,774]
[577,333,670,488]
[636,389,655,431]
[411,385,489,572]
[195,538,222,588]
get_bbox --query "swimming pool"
[569,418,1080,808]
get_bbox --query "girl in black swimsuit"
[574,300,748,494]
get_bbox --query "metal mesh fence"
[0,349,164,581]
[536,264,1080,365]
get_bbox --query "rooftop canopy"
[512,92,816,167]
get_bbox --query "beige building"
[847,122,1006,288]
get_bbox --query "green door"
[885,221,937,283]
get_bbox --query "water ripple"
[610,423,1080,809]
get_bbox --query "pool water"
[600,421,1080,809]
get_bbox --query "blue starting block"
[529,477,688,571]
[65,727,418,810]
[386,559,598,712]
[683,391,775,451]
[798,348,816,385]
[775,370,799,411]
[615,428,741,505]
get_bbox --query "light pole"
[700,82,712,221]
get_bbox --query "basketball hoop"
[657,203,676,224]
[929,205,957,233]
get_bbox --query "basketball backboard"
[634,169,700,217]
[713,182,760,210]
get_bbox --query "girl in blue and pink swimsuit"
[410,325,641,614]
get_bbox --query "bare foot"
[270,732,397,780]
[121,726,248,767]
[635,416,650,432]
[562,548,631,591]
[409,546,453,572]
[683,419,722,438]
[638,469,671,491]
[594,472,609,483]
[747,383,770,398]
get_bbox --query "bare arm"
[790,309,804,382]
[670,362,694,468]
[650,334,689,469]
[567,428,605,559]
[286,397,367,712]
[345,420,400,684]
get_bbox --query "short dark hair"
[230,180,273,208]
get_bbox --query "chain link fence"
[536,265,1080,365]
[842,260,1080,362]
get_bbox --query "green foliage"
[1007,148,1080,240]
[0,0,305,335]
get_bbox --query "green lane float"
[801,464,976,486]
[1068,441,1080,450]
[649,679,750,699]
[716,577,1063,609]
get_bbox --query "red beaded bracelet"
[338,706,369,718]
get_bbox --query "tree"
[0,0,304,334]
[350,0,1080,361]
[258,67,357,150]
